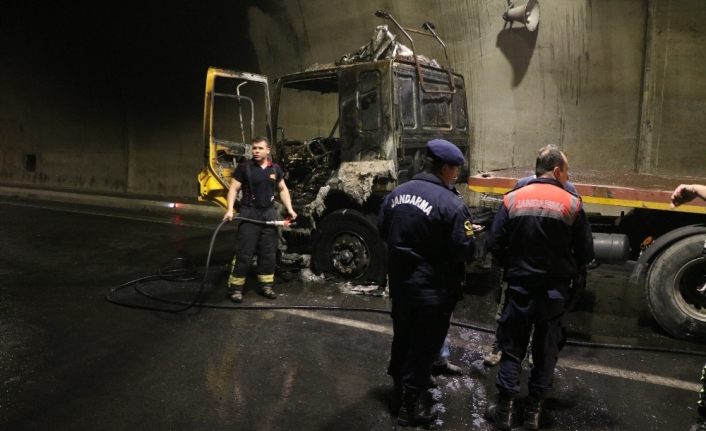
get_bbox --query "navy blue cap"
[426,139,465,165]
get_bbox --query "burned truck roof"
[275,24,445,96]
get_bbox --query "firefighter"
[223,136,297,302]
[484,146,594,430]
[670,183,706,431]
[377,139,475,427]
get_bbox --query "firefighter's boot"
[261,285,277,299]
[485,391,515,430]
[522,391,545,430]
[228,291,243,303]
[397,389,438,427]
[228,256,246,303]
[258,274,276,299]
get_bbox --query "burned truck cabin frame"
[268,59,469,285]
[272,60,470,212]
[272,71,342,206]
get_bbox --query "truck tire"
[645,234,706,342]
[311,209,387,286]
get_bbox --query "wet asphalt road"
[1,197,705,431]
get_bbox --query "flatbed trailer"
[468,168,706,342]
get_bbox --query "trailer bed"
[468,168,706,214]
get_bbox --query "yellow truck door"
[197,67,271,209]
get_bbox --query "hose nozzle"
[266,217,296,227]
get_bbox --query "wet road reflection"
[0,198,704,430]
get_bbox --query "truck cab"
[198,18,470,286]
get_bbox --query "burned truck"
[197,12,470,286]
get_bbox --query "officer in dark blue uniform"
[484,145,581,368]
[223,136,297,303]
[378,139,475,427]
[484,146,594,430]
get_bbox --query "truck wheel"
[311,209,387,286]
[645,234,706,342]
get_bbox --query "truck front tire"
[645,234,706,342]
[311,209,387,286]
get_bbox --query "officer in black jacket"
[378,139,475,427]
[484,146,594,430]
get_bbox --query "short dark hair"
[535,145,566,176]
[537,144,560,156]
[252,136,270,147]
[422,155,446,175]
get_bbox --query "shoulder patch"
[464,220,474,237]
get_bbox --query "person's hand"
[571,265,588,291]
[223,209,234,221]
[671,184,698,209]
[288,210,298,220]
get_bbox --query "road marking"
[561,359,702,392]
[279,309,392,335]
[0,199,216,229]
[278,309,702,393]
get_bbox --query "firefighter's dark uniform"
[377,140,475,425]
[228,159,283,293]
[486,177,594,397]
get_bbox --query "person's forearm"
[689,184,706,201]
[672,183,706,208]
[279,188,295,214]
[226,183,239,212]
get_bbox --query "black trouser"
[228,206,278,291]
[387,286,458,393]
[495,282,568,395]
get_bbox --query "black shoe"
[228,291,243,303]
[432,362,464,376]
[428,375,438,388]
[397,390,438,427]
[485,391,515,430]
[522,392,545,430]
[262,286,277,299]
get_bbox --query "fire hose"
[105,219,706,357]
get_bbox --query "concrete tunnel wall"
[0,1,704,200]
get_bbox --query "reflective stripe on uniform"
[258,274,274,284]
[228,275,246,287]
[505,183,579,226]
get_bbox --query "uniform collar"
[249,158,272,168]
[413,172,453,190]
[528,176,564,188]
